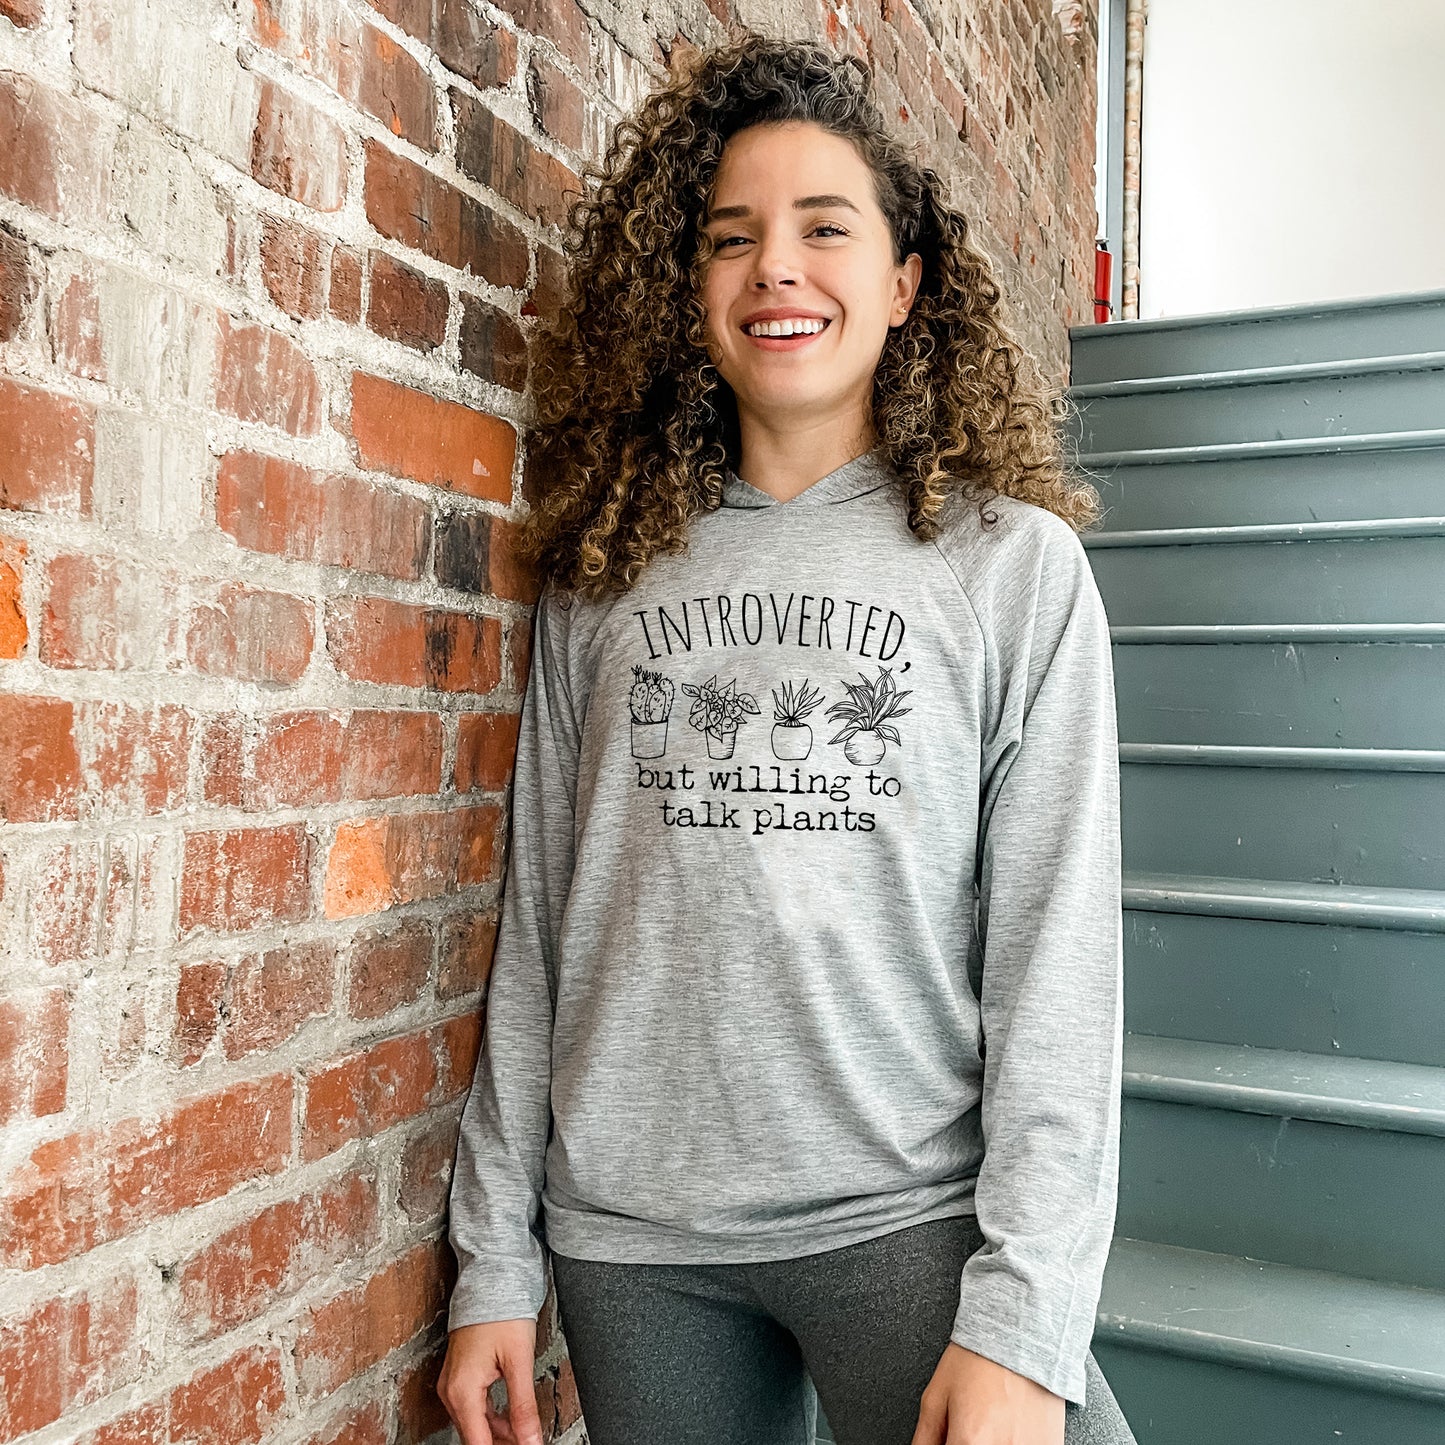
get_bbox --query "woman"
[438,31,1136,1445]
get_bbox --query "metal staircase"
[1070,290,1445,1444]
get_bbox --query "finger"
[501,1351,545,1445]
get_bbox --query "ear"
[892,251,924,324]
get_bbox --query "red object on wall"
[1094,242,1114,323]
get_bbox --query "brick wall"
[0,1,1097,1443]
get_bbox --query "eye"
[712,222,851,249]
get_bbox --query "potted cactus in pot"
[629,665,675,758]
[680,673,760,759]
[825,664,912,765]
[770,677,826,760]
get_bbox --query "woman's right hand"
[437,1319,545,1445]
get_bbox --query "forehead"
[706,123,876,215]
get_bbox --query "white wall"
[1139,0,1445,318]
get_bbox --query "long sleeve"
[948,518,1124,1406]
[447,582,581,1329]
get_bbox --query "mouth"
[740,318,832,350]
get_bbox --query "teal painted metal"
[1072,290,1445,1441]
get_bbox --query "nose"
[748,230,802,288]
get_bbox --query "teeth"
[745,318,827,337]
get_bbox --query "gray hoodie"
[447,444,1123,1405]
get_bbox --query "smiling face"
[698,119,922,443]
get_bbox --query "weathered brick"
[396,1348,449,1445]
[434,1010,482,1099]
[363,139,528,286]
[326,594,503,693]
[176,1171,380,1339]
[0,1277,145,1443]
[348,917,433,1019]
[458,292,528,390]
[0,226,34,341]
[302,1029,438,1160]
[0,695,81,823]
[0,378,95,517]
[252,78,347,211]
[527,51,586,152]
[329,245,364,323]
[454,711,520,794]
[0,0,44,25]
[293,1241,450,1398]
[487,513,542,603]
[187,583,314,685]
[490,0,588,70]
[0,72,117,223]
[26,839,101,963]
[453,92,580,229]
[438,905,497,998]
[301,1401,389,1445]
[350,371,515,500]
[0,1075,293,1268]
[366,251,449,352]
[217,450,431,582]
[397,1114,458,1222]
[216,315,324,436]
[322,805,499,919]
[260,215,330,320]
[366,0,518,89]
[0,535,26,659]
[179,825,313,937]
[167,1345,287,1445]
[85,702,192,817]
[0,987,69,1125]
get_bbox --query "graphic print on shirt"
[623,590,914,835]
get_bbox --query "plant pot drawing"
[843,729,887,766]
[631,718,668,758]
[706,728,737,759]
[772,722,812,760]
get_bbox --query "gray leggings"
[549,1210,1138,1445]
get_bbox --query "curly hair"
[516,30,1101,601]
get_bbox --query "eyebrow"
[705,193,863,223]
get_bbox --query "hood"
[719,445,899,509]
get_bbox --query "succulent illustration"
[629,664,674,723]
[771,677,826,725]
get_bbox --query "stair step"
[1084,515,1445,547]
[1083,442,1445,532]
[1112,621,1445,643]
[1123,1035,1445,1137]
[1069,286,1445,384]
[1088,530,1445,626]
[1114,637,1445,751]
[1096,1236,1445,1401]
[1070,349,1445,400]
[1069,358,1445,454]
[1123,871,1445,931]
[1121,761,1445,892]
[1077,424,1445,468]
[1119,743,1445,773]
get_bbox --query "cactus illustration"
[629,664,675,758]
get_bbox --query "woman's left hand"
[910,1343,1066,1445]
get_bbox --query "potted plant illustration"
[825,664,912,765]
[680,673,760,759]
[629,664,675,758]
[770,677,826,760]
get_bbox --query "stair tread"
[1078,426,1445,467]
[1069,349,1445,399]
[1124,1034,1445,1133]
[1098,1236,1445,1397]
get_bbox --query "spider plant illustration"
[770,677,827,760]
[824,664,912,765]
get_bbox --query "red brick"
[433,1011,482,1100]
[51,271,106,382]
[260,215,329,320]
[396,1348,449,1445]
[247,708,443,809]
[187,583,314,685]
[85,703,191,817]
[487,513,542,604]
[363,139,528,286]
[398,1115,458,1222]
[0,1075,293,1269]
[302,1029,438,1161]
[366,251,449,352]
[216,315,323,435]
[0,694,80,823]
[41,555,181,671]
[454,711,520,793]
[355,24,436,148]
[490,0,588,70]
[326,594,503,693]
[323,805,499,920]
[0,988,69,1126]
[458,292,528,390]
[366,0,518,89]
[168,1345,287,1445]
[438,905,497,1000]
[348,918,433,1019]
[179,825,312,937]
[0,0,43,25]
[77,1400,166,1445]
[350,371,515,500]
[98,833,164,963]
[217,450,431,582]
[172,960,226,1068]
[527,52,585,152]
[0,226,34,341]
[524,239,568,321]
[0,72,115,223]
[177,1171,380,1340]
[0,535,27,659]
[0,378,94,516]
[199,715,245,807]
[330,246,363,323]
[454,93,581,229]
[0,1277,145,1442]
[302,1402,388,1445]
[251,78,346,211]
[26,839,101,963]
[294,1242,450,1399]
